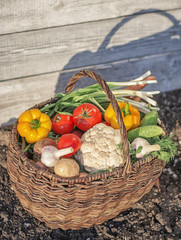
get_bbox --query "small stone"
[1,212,8,222]
[152,223,162,232]
[165,225,172,233]
[24,222,31,228]
[137,229,144,234]
[155,213,166,225]
[152,198,160,204]
[174,223,181,235]
[151,210,155,215]
[153,188,159,193]
[172,173,178,179]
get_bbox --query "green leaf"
[158,151,171,162]
[150,135,177,162]
[151,151,170,162]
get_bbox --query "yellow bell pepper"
[17,109,52,143]
[104,102,140,131]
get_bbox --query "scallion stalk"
[42,71,160,117]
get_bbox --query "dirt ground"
[0,89,181,240]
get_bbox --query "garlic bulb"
[131,137,160,158]
[41,145,73,167]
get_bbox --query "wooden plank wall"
[0,0,181,126]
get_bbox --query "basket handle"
[65,70,132,175]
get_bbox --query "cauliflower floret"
[75,123,125,173]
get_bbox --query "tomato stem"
[74,107,93,120]
[55,115,61,122]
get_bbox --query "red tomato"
[73,103,102,131]
[52,113,74,135]
[72,129,84,138]
[57,133,81,157]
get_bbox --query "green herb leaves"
[129,134,177,164]
[150,135,177,162]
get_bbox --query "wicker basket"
[7,70,166,230]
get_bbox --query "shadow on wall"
[55,9,181,95]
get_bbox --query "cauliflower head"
[75,123,125,173]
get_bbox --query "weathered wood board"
[0,2,181,126]
[1,9,181,81]
[0,72,59,126]
[1,0,181,34]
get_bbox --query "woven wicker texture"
[7,70,166,230]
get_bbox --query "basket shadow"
[55,9,181,95]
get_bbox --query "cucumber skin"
[127,125,164,142]
[140,110,158,126]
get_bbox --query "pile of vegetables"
[17,71,177,177]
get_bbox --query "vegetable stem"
[22,137,26,151]
[89,97,106,113]
[107,79,157,88]
[132,71,151,82]
[22,144,32,153]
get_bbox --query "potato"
[54,158,79,177]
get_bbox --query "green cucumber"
[140,110,158,126]
[127,125,164,143]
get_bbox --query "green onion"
[41,71,160,116]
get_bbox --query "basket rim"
[9,97,167,186]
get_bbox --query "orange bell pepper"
[17,109,52,143]
[104,102,140,131]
